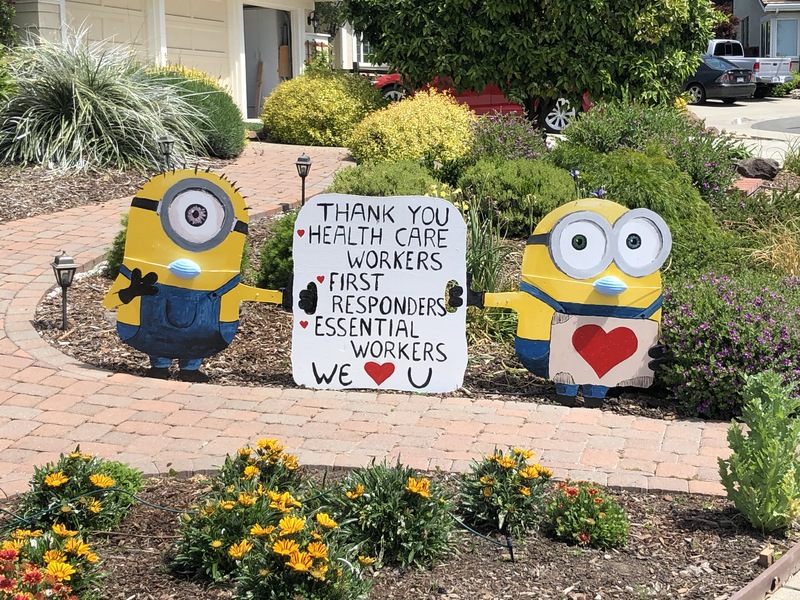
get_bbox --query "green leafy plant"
[783,140,800,176]
[326,160,437,196]
[457,158,577,238]
[256,212,297,290]
[0,29,207,170]
[149,65,246,159]
[105,213,128,279]
[325,460,455,568]
[457,447,553,538]
[469,112,548,162]
[216,437,302,490]
[16,447,143,531]
[546,481,629,549]
[261,70,385,146]
[347,88,474,167]
[1,525,103,598]
[0,0,15,48]
[0,52,13,103]
[719,371,800,532]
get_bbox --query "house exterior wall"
[165,0,229,82]
[13,0,64,41]
[65,0,149,53]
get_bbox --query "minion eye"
[612,209,672,277]
[549,211,613,279]
[160,179,236,252]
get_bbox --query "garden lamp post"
[157,135,175,171]
[295,153,313,206]
[51,251,77,330]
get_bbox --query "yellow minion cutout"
[102,169,283,382]
[477,199,671,407]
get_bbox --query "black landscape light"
[51,251,77,330]
[157,135,175,170]
[307,10,319,28]
[295,153,313,206]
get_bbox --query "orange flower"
[89,474,115,488]
[64,538,91,556]
[272,539,299,556]
[243,465,260,479]
[282,454,299,470]
[279,515,305,535]
[346,484,364,500]
[46,562,76,582]
[405,477,432,498]
[286,550,313,572]
[228,539,253,560]
[44,472,69,487]
[238,493,256,507]
[44,550,66,563]
[519,486,531,496]
[250,524,275,537]
[315,513,337,529]
[518,466,540,479]
[495,456,516,469]
[306,542,328,560]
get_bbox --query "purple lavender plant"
[470,112,547,162]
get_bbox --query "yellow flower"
[44,550,67,563]
[513,448,534,460]
[282,454,299,470]
[60,506,72,513]
[482,487,492,497]
[279,515,306,535]
[286,550,313,572]
[310,564,328,580]
[306,542,328,560]
[219,501,236,511]
[358,555,377,566]
[65,538,91,556]
[238,447,253,457]
[479,475,495,486]
[89,474,115,488]
[69,451,83,459]
[537,465,553,478]
[87,499,102,514]
[518,466,540,479]
[272,539,299,556]
[405,477,432,498]
[1,540,23,552]
[256,438,283,452]
[46,561,76,581]
[268,491,301,512]
[250,524,276,537]
[346,484,364,499]
[495,456,516,469]
[85,552,99,563]
[258,568,270,577]
[228,539,253,560]
[519,486,531,496]
[315,513,337,529]
[210,540,223,548]
[52,523,78,537]
[12,529,43,539]
[44,472,69,487]
[243,465,260,479]
[81,453,94,461]
[238,493,256,507]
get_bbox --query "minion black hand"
[298,282,318,315]
[118,268,158,304]
[647,344,667,372]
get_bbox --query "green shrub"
[216,437,302,490]
[719,371,800,532]
[150,65,245,159]
[347,88,474,167]
[551,144,740,278]
[546,481,629,549]
[457,447,552,539]
[470,112,548,162]
[256,212,297,290]
[660,272,800,418]
[457,158,577,238]
[0,53,13,103]
[771,77,800,97]
[16,446,143,531]
[261,71,385,146]
[783,142,800,176]
[325,460,455,568]
[0,30,207,170]
[0,0,15,48]
[562,101,749,208]
[326,160,437,196]
[105,213,128,279]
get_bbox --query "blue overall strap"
[211,274,241,297]
[519,281,662,319]
[119,264,132,279]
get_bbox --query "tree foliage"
[344,0,722,123]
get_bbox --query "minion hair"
[194,165,199,174]
[205,166,212,173]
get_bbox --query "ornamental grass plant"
[0,29,207,171]
[546,481,629,549]
[16,447,143,531]
[457,447,553,539]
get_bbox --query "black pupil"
[186,204,208,227]
[572,234,587,250]
[626,233,641,249]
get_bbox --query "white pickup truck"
[707,39,794,97]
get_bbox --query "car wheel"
[382,83,405,102]
[543,97,577,134]
[722,98,737,104]
[753,85,769,98]
[687,83,706,105]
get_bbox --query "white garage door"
[166,0,229,84]
[66,0,148,54]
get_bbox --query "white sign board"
[291,194,467,392]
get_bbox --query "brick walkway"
[0,142,730,498]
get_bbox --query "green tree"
[344,0,722,126]
[0,0,16,48]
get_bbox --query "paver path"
[0,143,729,498]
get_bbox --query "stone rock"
[736,157,780,180]
[791,88,800,99]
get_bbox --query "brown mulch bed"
[6,160,800,599]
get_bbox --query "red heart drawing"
[297,229,305,237]
[572,325,638,378]
[299,321,308,329]
[316,275,325,283]
[364,362,395,385]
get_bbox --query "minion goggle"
[526,208,672,280]
[130,177,248,253]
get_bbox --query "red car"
[373,73,590,133]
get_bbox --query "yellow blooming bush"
[216,438,301,492]
[457,447,553,538]
[324,460,454,568]
[17,446,143,531]
[0,523,102,598]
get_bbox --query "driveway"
[688,96,800,163]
